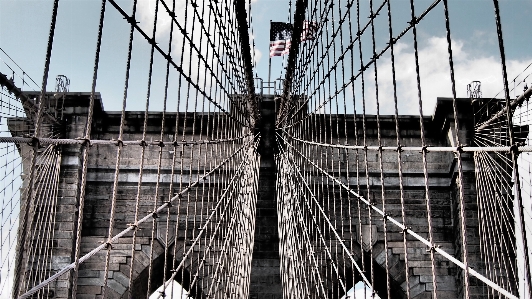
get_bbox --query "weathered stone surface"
[10,93,513,299]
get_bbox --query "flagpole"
[268,20,272,84]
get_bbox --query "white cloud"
[254,48,263,67]
[362,36,532,115]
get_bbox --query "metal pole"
[268,20,272,83]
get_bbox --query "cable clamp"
[456,144,464,154]
[152,211,159,219]
[420,145,429,153]
[30,136,40,148]
[113,139,124,147]
[408,17,419,26]
[396,145,403,152]
[153,140,165,147]
[124,15,138,25]
[510,143,520,154]
[105,241,113,250]
[75,137,92,147]
[139,140,147,147]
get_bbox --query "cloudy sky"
[0,0,531,114]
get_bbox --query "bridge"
[0,0,531,298]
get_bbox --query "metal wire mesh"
[275,0,532,298]
[0,0,531,299]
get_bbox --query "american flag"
[270,22,293,57]
[301,21,317,41]
[270,21,317,57]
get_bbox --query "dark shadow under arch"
[122,253,205,299]
[332,250,407,299]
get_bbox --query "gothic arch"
[123,252,203,299]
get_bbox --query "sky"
[1,0,532,298]
[148,280,190,299]
[0,0,531,113]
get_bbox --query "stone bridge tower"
[9,92,517,299]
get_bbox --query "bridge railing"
[254,78,285,96]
